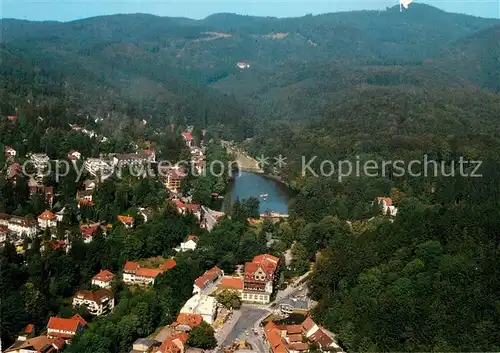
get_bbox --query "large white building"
[180,294,218,325]
[0,214,38,238]
[72,288,114,316]
[84,158,113,179]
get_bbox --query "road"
[272,271,311,305]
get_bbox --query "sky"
[1,0,499,21]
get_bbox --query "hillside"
[1,4,499,135]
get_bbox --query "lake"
[223,171,290,214]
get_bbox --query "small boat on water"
[260,193,268,200]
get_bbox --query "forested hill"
[1,4,499,138]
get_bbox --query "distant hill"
[0,4,499,136]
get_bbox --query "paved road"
[222,307,269,347]
[272,271,311,306]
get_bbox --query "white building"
[84,158,113,178]
[38,210,57,229]
[237,62,250,69]
[68,150,81,160]
[72,288,114,316]
[376,197,398,217]
[91,269,115,288]
[180,294,218,325]
[8,216,38,237]
[5,146,16,157]
[175,235,199,252]
[122,259,176,286]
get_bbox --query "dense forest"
[1,3,500,352]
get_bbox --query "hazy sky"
[1,0,499,21]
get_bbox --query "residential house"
[68,150,81,160]
[29,184,54,208]
[5,146,16,158]
[154,332,188,353]
[193,266,224,294]
[8,216,38,237]
[7,162,22,179]
[164,167,185,193]
[219,277,244,296]
[7,115,17,121]
[46,314,87,343]
[17,324,35,341]
[92,269,115,288]
[182,131,193,147]
[130,338,161,353]
[84,158,113,178]
[0,226,8,243]
[172,200,201,221]
[29,153,50,175]
[122,258,176,286]
[113,151,154,167]
[117,215,134,228]
[376,197,398,217]
[263,317,344,353]
[175,235,199,253]
[72,288,115,316]
[4,335,64,353]
[180,294,218,325]
[242,254,280,304]
[38,210,57,229]
[83,179,96,191]
[80,223,102,243]
[77,190,93,202]
[173,313,203,331]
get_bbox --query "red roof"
[92,269,115,283]
[38,210,56,220]
[22,324,35,335]
[143,149,154,155]
[264,322,289,353]
[194,266,223,290]
[186,235,199,243]
[289,343,309,351]
[184,203,201,212]
[160,258,177,271]
[158,332,189,353]
[7,116,17,121]
[117,215,133,224]
[220,277,244,290]
[175,313,203,328]
[308,328,334,348]
[182,131,193,141]
[253,254,280,274]
[377,197,393,206]
[78,199,95,207]
[47,316,84,337]
[5,335,64,353]
[301,316,316,334]
[123,261,139,272]
[80,224,100,238]
[136,267,163,278]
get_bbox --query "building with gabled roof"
[154,332,189,353]
[242,254,280,304]
[92,269,115,288]
[5,335,65,353]
[72,288,114,316]
[174,313,203,330]
[219,277,244,296]
[38,210,57,229]
[193,266,223,294]
[117,215,134,228]
[180,294,218,325]
[46,315,87,342]
[122,258,176,286]
[175,235,199,253]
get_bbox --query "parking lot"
[221,306,269,346]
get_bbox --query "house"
[4,335,64,353]
[47,314,87,342]
[72,288,114,316]
[193,266,224,294]
[175,235,199,253]
[242,254,280,304]
[80,223,101,243]
[77,190,93,201]
[122,258,176,286]
[8,216,38,237]
[5,146,16,158]
[68,150,81,160]
[174,313,203,331]
[78,198,95,208]
[83,179,96,191]
[117,215,134,228]
[182,131,193,147]
[164,167,186,193]
[92,269,115,288]
[154,332,189,353]
[7,115,17,121]
[38,210,57,229]
[263,317,343,353]
[84,158,113,178]
[375,197,398,217]
[17,324,35,341]
[236,62,250,69]
[55,208,66,222]
[29,153,50,171]
[219,277,244,296]
[7,162,22,179]
[113,151,153,167]
[141,149,156,162]
[180,294,218,325]
[130,338,161,353]
[0,226,9,243]
[172,200,201,221]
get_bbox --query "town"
[0,120,384,353]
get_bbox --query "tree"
[187,321,217,349]
[215,289,241,309]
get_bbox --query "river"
[222,171,290,214]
